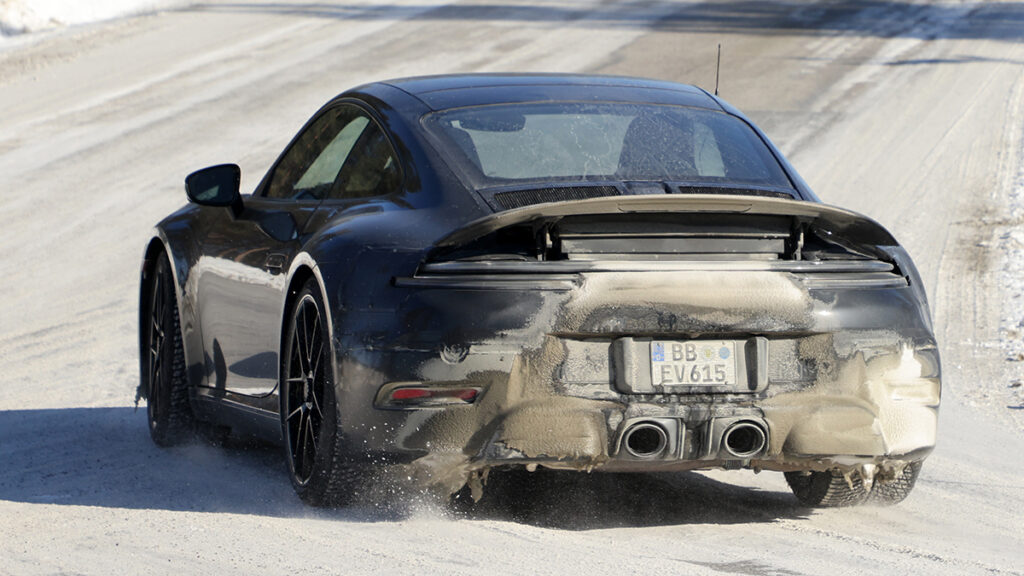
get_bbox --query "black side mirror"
[185,164,243,216]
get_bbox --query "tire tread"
[785,469,869,508]
[867,461,922,505]
[148,255,194,446]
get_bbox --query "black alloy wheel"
[145,253,194,445]
[283,289,328,486]
[281,279,365,506]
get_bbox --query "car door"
[194,103,381,397]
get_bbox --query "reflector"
[388,387,478,403]
[390,388,431,401]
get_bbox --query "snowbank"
[0,0,189,38]
[998,117,1024,395]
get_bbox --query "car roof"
[375,74,723,111]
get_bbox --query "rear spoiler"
[432,194,899,250]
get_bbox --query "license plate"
[650,340,737,386]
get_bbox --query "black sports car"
[139,74,940,508]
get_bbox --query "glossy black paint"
[140,74,938,482]
[185,164,242,211]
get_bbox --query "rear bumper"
[337,335,938,482]
[331,269,940,490]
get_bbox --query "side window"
[265,106,374,200]
[328,121,401,200]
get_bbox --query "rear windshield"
[423,102,794,191]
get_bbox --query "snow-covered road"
[1,1,1023,574]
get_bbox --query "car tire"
[281,279,366,507]
[867,461,922,505]
[144,253,195,446]
[784,469,869,508]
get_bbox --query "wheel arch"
[138,231,201,401]
[139,237,162,399]
[279,256,337,398]
[139,237,173,401]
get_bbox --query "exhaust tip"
[722,422,767,458]
[623,423,668,458]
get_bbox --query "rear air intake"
[490,186,621,211]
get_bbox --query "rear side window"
[293,116,369,193]
[423,102,793,191]
[265,105,400,200]
[329,122,401,200]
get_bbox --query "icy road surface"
[1,0,1023,574]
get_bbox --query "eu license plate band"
[650,340,738,386]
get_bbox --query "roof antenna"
[714,43,722,96]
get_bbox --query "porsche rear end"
[375,194,939,495]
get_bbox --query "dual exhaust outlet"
[621,419,767,460]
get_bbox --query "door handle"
[265,253,286,274]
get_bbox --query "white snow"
[0,0,189,37]
[997,91,1024,400]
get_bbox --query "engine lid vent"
[555,214,794,261]
[676,185,794,199]
[488,186,622,211]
